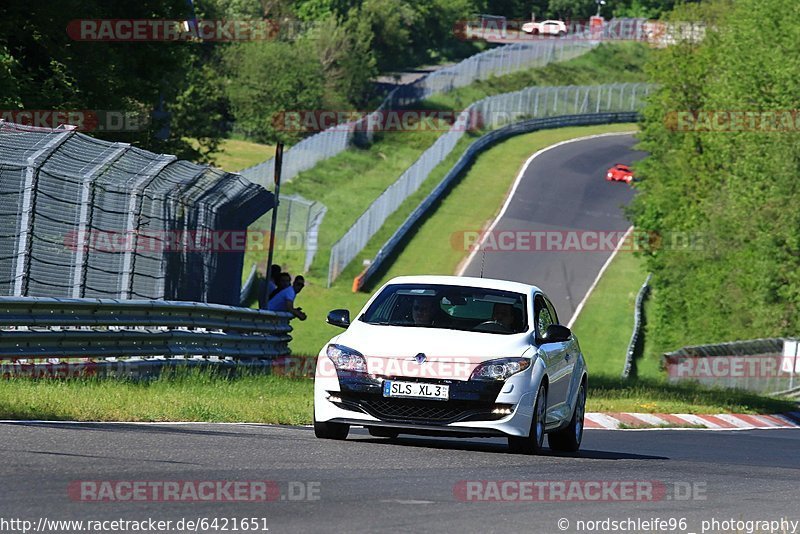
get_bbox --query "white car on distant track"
[522,19,568,36]
[313,275,588,454]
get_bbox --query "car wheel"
[508,383,547,454]
[548,381,585,453]
[314,416,349,440]
[368,427,399,439]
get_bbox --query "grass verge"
[588,376,797,415]
[0,371,312,424]
[571,248,647,376]
[189,138,276,173]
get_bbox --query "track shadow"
[18,449,200,465]
[350,432,667,460]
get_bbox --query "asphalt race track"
[1,423,799,533]
[461,132,645,323]
[3,133,798,534]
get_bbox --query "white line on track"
[567,225,633,328]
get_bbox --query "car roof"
[384,275,542,296]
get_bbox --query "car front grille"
[335,394,506,425]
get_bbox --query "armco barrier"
[351,112,640,292]
[662,338,800,395]
[622,273,651,378]
[0,297,292,368]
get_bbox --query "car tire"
[314,416,350,440]
[368,427,399,439]
[548,381,586,453]
[508,384,547,454]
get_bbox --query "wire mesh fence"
[327,83,653,285]
[0,120,272,305]
[272,194,327,273]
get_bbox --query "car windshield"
[359,283,528,334]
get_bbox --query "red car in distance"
[606,163,634,184]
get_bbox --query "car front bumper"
[314,365,539,437]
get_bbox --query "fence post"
[13,130,73,296]
[119,155,176,299]
[71,144,129,298]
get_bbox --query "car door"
[534,295,569,424]
[544,296,577,412]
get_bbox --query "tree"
[0,0,229,161]
[629,0,800,350]
[225,40,325,144]
[360,0,419,71]
[304,13,377,109]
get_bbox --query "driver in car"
[411,296,438,326]
[491,303,517,331]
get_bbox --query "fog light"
[492,405,513,415]
[328,394,342,403]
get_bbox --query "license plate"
[383,380,449,400]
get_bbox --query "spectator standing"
[267,275,307,321]
[269,272,291,302]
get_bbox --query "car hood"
[332,320,532,380]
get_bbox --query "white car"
[313,275,588,454]
[521,20,568,36]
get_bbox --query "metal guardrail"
[662,338,799,395]
[622,273,651,379]
[0,296,292,362]
[350,111,641,291]
[664,338,785,359]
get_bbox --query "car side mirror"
[327,309,350,328]
[540,324,572,344]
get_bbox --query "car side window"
[534,296,554,338]
[543,296,559,326]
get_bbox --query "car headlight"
[607,172,613,178]
[470,357,530,381]
[326,344,367,373]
